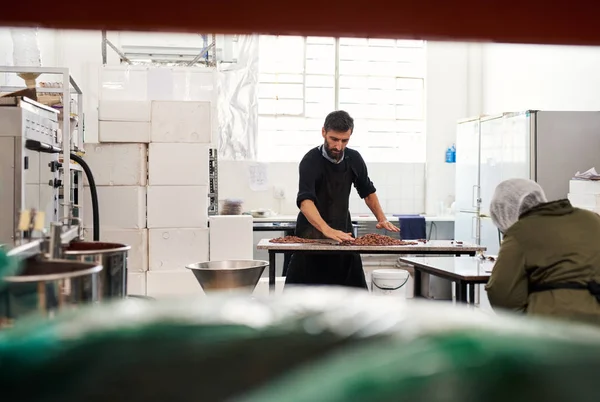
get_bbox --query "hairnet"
[490,178,548,233]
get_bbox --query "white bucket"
[371,269,413,298]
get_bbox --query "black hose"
[70,153,100,241]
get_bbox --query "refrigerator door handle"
[472,185,479,207]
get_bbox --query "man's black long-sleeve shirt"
[296,146,377,209]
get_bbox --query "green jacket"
[485,199,600,324]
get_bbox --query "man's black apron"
[285,156,368,289]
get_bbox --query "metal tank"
[0,257,102,326]
[64,242,131,299]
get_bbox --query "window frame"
[257,36,426,163]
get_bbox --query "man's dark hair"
[323,110,354,134]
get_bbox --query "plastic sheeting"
[10,27,42,67]
[216,34,259,160]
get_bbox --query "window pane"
[339,88,367,103]
[397,39,425,48]
[396,119,424,133]
[395,104,423,120]
[397,78,423,90]
[367,104,396,119]
[305,87,334,103]
[396,47,425,63]
[368,61,399,76]
[259,35,304,74]
[258,99,303,115]
[339,45,368,61]
[339,75,367,89]
[367,76,396,89]
[307,36,335,44]
[258,83,303,100]
[365,119,396,133]
[305,75,335,87]
[367,46,397,62]
[306,59,335,74]
[367,38,397,47]
[339,37,369,46]
[367,89,396,105]
[305,102,334,118]
[259,73,303,84]
[339,60,369,75]
[306,43,334,60]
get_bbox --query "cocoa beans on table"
[269,234,418,246]
[269,236,316,244]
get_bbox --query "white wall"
[424,42,482,215]
[218,160,426,216]
[0,29,474,218]
[483,43,600,113]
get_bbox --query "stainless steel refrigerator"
[455,110,600,256]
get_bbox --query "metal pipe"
[187,42,214,66]
[62,69,71,225]
[102,30,107,64]
[49,222,63,259]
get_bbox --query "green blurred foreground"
[2,250,600,401]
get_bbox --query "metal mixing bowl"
[186,260,268,293]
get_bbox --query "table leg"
[456,281,467,303]
[413,268,423,298]
[468,283,476,305]
[269,251,276,294]
[282,252,291,276]
[282,229,295,277]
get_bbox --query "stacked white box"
[83,101,152,291]
[569,179,600,194]
[83,143,147,186]
[146,270,205,299]
[148,143,209,186]
[151,101,212,143]
[99,121,151,143]
[83,185,146,229]
[146,101,213,297]
[99,100,151,122]
[148,228,209,270]
[147,186,208,228]
[127,272,147,296]
[88,66,216,297]
[568,179,600,213]
[98,100,151,143]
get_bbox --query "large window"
[257,36,425,163]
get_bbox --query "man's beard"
[324,141,342,161]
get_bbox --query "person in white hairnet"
[485,178,600,325]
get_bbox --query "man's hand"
[376,220,400,233]
[322,227,355,243]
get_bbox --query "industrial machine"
[0,96,62,245]
[0,67,128,327]
[0,66,87,245]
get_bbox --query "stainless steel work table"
[398,256,494,304]
[257,239,486,293]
